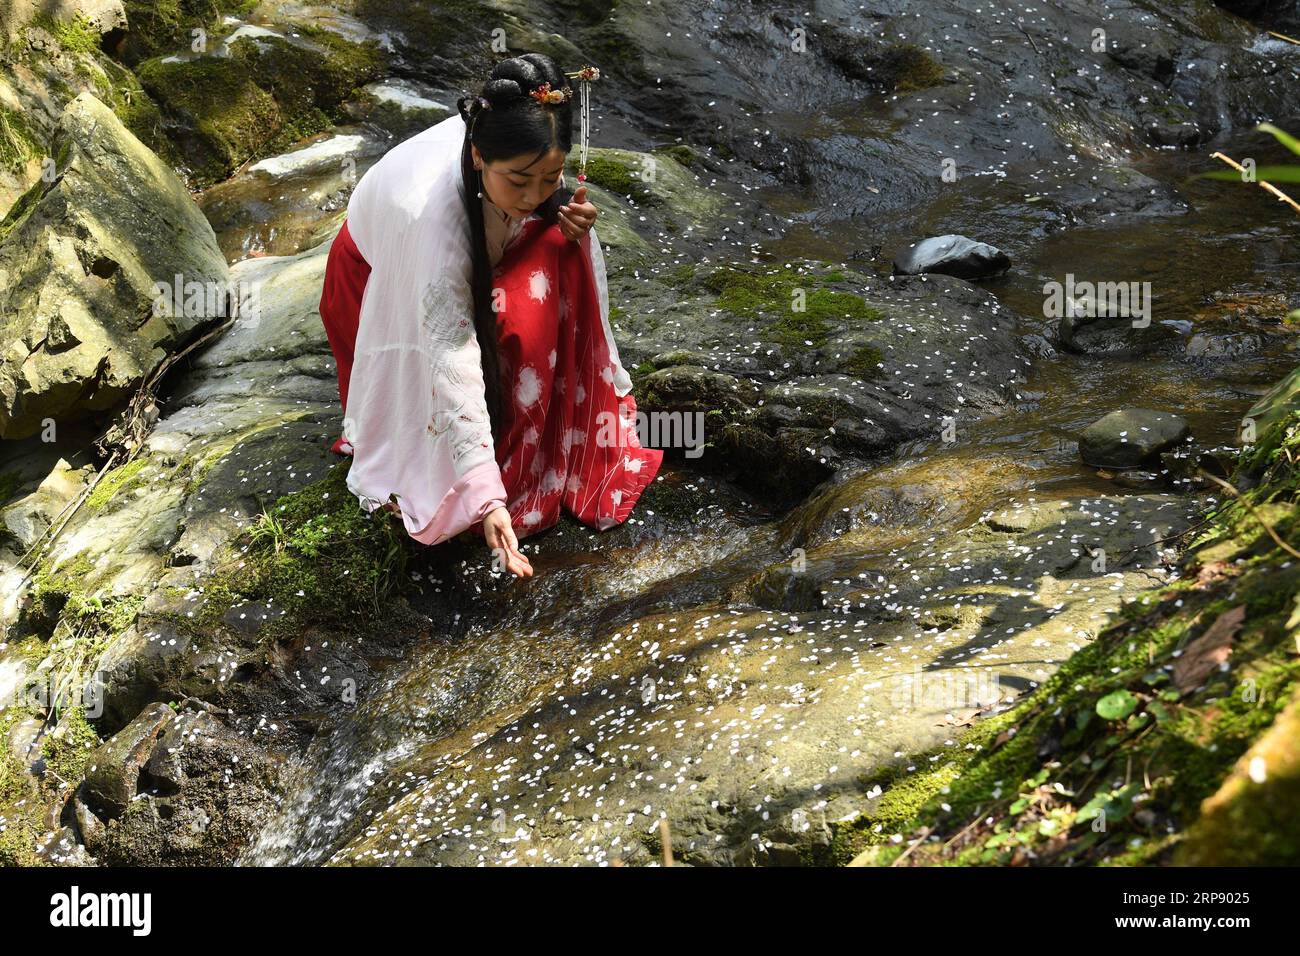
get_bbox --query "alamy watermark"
[1043,273,1152,328]
[888,664,1005,712]
[152,274,262,325]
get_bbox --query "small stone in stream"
[1079,408,1191,469]
[892,235,1011,280]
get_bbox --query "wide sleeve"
[341,124,508,545]
[584,222,633,398]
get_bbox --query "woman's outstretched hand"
[557,185,598,242]
[483,506,533,577]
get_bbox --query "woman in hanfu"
[318,54,663,578]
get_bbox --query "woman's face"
[474,145,567,219]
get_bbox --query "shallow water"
[237,97,1299,865]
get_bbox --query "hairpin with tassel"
[561,65,600,182]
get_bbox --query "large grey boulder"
[0,92,230,439]
[1079,408,1191,468]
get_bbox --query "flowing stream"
[224,95,1298,865]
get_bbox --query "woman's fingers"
[486,520,533,577]
[558,202,598,240]
[557,207,581,239]
[503,525,533,576]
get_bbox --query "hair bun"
[484,78,523,105]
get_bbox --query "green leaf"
[1196,165,1300,183]
[1259,123,1300,157]
[1076,782,1143,824]
[1096,689,1137,721]
[1126,711,1151,731]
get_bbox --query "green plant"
[248,509,290,554]
[1196,124,1300,193]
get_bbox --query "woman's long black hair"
[456,53,576,446]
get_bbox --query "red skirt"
[318,217,662,539]
[318,219,370,446]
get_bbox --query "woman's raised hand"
[483,506,533,577]
[557,185,598,242]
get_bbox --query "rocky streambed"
[1,0,1298,866]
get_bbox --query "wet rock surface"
[1,0,1299,866]
[1079,408,1192,468]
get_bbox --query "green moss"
[883,44,946,92]
[581,155,661,207]
[119,0,259,63]
[65,591,148,644]
[20,551,145,677]
[651,144,699,169]
[136,27,384,185]
[841,343,884,379]
[136,55,279,185]
[31,12,102,54]
[881,43,946,93]
[40,703,102,784]
[0,173,50,246]
[25,554,97,630]
[167,462,412,642]
[240,29,384,118]
[1178,686,1300,864]
[177,451,221,498]
[703,264,885,350]
[0,707,47,866]
[0,107,41,173]
[84,457,151,513]
[825,34,946,94]
[93,58,171,160]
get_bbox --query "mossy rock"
[0,106,42,174]
[118,0,260,65]
[702,263,885,350]
[135,27,384,185]
[567,145,723,252]
[878,42,947,93]
[29,12,102,55]
[0,707,48,866]
[823,33,947,94]
[170,461,415,642]
[84,457,151,513]
[1178,684,1300,865]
